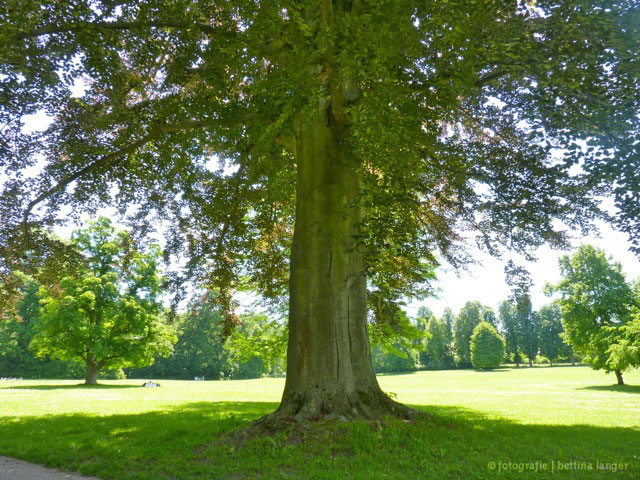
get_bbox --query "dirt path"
[0,456,99,480]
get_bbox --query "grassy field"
[1,366,638,479]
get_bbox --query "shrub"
[470,322,505,369]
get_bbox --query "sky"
[11,112,640,320]
[405,221,640,319]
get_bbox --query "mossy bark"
[261,104,412,423]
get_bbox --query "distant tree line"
[127,299,287,380]
[0,282,287,381]
[3,240,638,384]
[372,297,576,374]
[374,245,640,385]
[0,219,287,382]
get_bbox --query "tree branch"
[21,119,218,227]
[475,70,509,87]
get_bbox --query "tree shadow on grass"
[578,384,640,394]
[5,384,142,390]
[0,402,637,480]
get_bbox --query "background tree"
[498,300,520,366]
[2,1,639,420]
[31,218,177,384]
[470,322,505,370]
[416,307,433,324]
[413,308,430,369]
[608,283,640,374]
[423,316,453,370]
[537,303,566,366]
[515,294,539,367]
[552,245,636,385]
[605,281,640,377]
[454,302,485,368]
[128,293,233,380]
[0,273,83,378]
[481,307,497,327]
[371,343,418,374]
[225,313,288,379]
[605,334,640,382]
[371,309,421,374]
[441,307,455,361]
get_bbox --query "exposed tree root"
[223,395,427,450]
[235,388,425,440]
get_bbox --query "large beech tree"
[1,1,639,420]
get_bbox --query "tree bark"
[84,359,100,385]
[615,369,624,386]
[528,358,533,368]
[262,104,412,423]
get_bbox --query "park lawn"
[0,366,638,479]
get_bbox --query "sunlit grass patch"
[1,366,638,479]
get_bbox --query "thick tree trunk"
[84,361,99,385]
[528,358,533,368]
[615,370,624,386]
[263,104,412,423]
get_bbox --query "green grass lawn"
[1,366,638,479]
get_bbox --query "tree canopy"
[2,0,639,313]
[1,0,639,419]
